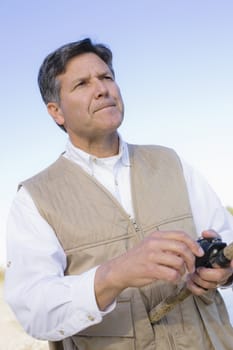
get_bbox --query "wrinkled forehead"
[61,53,111,78]
[57,53,113,89]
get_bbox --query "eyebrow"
[71,70,114,86]
[70,76,87,86]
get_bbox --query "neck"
[69,132,120,158]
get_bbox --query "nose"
[94,79,108,98]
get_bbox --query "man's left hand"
[186,229,233,295]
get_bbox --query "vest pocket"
[72,336,135,350]
[72,300,135,350]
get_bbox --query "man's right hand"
[94,230,204,310]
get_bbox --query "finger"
[152,231,204,257]
[191,271,218,290]
[149,237,197,273]
[201,229,221,239]
[186,277,208,296]
[148,251,186,276]
[197,266,233,283]
[149,263,184,283]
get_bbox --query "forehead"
[61,52,110,79]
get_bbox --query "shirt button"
[59,330,65,335]
[7,261,11,268]
[87,314,95,321]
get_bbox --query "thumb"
[201,229,221,239]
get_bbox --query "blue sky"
[1,0,233,266]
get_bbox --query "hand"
[95,230,204,310]
[186,230,233,295]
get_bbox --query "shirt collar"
[64,135,131,169]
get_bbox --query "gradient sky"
[1,0,233,268]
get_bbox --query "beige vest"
[22,144,233,350]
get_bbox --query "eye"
[73,80,87,90]
[105,75,113,80]
[76,81,86,87]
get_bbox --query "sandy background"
[0,269,48,350]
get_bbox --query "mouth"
[94,102,116,113]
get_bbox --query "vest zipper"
[131,219,140,232]
[130,218,145,241]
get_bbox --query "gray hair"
[38,38,115,105]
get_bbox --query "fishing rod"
[149,237,233,324]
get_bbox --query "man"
[4,38,233,350]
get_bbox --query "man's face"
[49,53,124,145]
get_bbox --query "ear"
[47,102,65,127]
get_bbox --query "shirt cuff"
[45,266,116,341]
[70,265,116,316]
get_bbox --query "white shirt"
[4,139,233,341]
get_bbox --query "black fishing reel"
[195,237,227,268]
